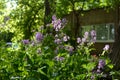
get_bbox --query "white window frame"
[82,23,115,43]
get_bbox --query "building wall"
[65,8,120,54]
[79,8,116,25]
[93,42,113,54]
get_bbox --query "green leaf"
[108,64,113,69]
[46,60,54,68]
[76,74,86,79]
[37,67,47,76]
[82,62,95,71]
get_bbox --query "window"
[82,23,115,42]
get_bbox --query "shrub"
[0,15,115,80]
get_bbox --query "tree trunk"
[109,26,120,70]
[70,1,82,49]
[44,0,51,29]
[73,11,82,49]
[44,0,56,34]
[109,6,120,70]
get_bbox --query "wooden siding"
[65,8,120,54]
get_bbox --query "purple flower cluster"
[76,30,96,45]
[35,32,43,42]
[82,31,89,43]
[92,59,106,74]
[96,59,106,73]
[103,44,109,51]
[65,45,74,53]
[98,59,106,69]
[52,15,66,31]
[90,30,96,42]
[54,38,61,44]
[55,56,64,61]
[54,34,61,44]
[52,16,62,31]
[77,37,87,45]
[22,39,29,44]
[54,34,70,44]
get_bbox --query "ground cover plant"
[0,15,117,80]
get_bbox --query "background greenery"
[0,0,120,79]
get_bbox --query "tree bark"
[109,6,120,70]
[44,0,56,34]
[109,26,120,70]
[70,1,83,49]
[44,0,51,29]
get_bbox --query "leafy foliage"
[0,15,116,80]
[1,0,119,41]
[0,0,120,79]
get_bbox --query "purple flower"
[54,19,62,31]
[91,30,96,37]
[63,35,70,42]
[91,75,95,80]
[98,59,106,69]
[35,32,43,42]
[65,45,74,53]
[84,32,89,39]
[22,39,29,44]
[103,44,110,51]
[55,56,64,61]
[91,30,96,42]
[91,36,96,43]
[59,57,64,61]
[52,15,57,21]
[69,46,74,52]
[82,38,86,43]
[61,18,67,28]
[52,15,63,31]
[52,15,66,31]
[54,39,61,44]
[96,69,101,73]
[77,37,81,43]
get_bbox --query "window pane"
[96,24,108,40]
[82,23,115,42]
[109,24,114,40]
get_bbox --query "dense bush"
[0,15,118,80]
